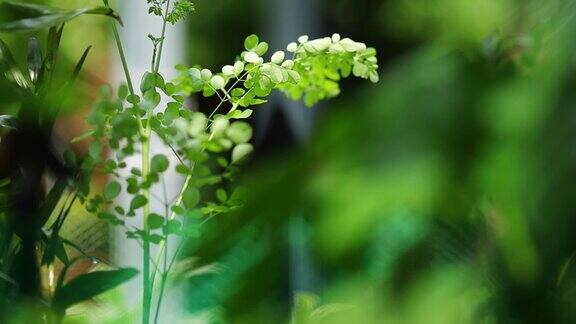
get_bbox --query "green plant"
[0,1,138,322]
[70,1,378,323]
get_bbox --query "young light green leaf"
[244,34,259,50]
[232,143,253,164]
[182,186,200,209]
[226,121,252,144]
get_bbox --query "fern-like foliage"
[147,0,195,24]
[175,33,379,107]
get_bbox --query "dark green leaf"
[0,39,32,90]
[38,178,68,226]
[151,154,169,173]
[130,195,147,210]
[0,2,122,32]
[27,37,42,84]
[71,45,92,81]
[53,268,137,313]
[147,213,165,229]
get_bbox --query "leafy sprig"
[148,0,195,24]
[76,15,377,323]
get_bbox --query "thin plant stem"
[111,23,135,97]
[144,1,172,323]
[141,127,152,324]
[154,0,172,74]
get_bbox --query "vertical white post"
[112,1,186,322]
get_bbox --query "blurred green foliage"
[179,0,576,323]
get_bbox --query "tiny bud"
[332,33,341,42]
[298,35,309,43]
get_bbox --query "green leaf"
[0,2,122,32]
[0,39,32,90]
[226,121,252,144]
[244,34,259,50]
[147,213,165,230]
[38,178,68,226]
[71,45,92,81]
[182,186,200,209]
[151,154,170,173]
[254,42,269,56]
[163,219,182,235]
[216,189,227,202]
[140,72,156,93]
[52,268,137,313]
[104,181,121,200]
[291,292,319,324]
[71,129,94,143]
[232,143,254,164]
[130,195,147,210]
[227,109,253,119]
[27,37,42,84]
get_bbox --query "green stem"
[109,17,144,135]
[154,0,172,74]
[111,22,135,97]
[144,1,171,322]
[141,127,152,324]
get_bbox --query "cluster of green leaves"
[71,7,377,317]
[175,33,379,108]
[147,0,195,24]
[280,34,379,106]
[78,79,248,244]
[0,1,136,321]
[78,32,378,246]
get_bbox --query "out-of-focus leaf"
[27,37,42,84]
[39,24,64,85]
[0,115,18,130]
[0,2,122,32]
[291,292,319,324]
[0,38,32,90]
[70,45,92,81]
[0,270,17,286]
[52,268,138,313]
[38,178,68,227]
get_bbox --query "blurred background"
[3,0,576,323]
